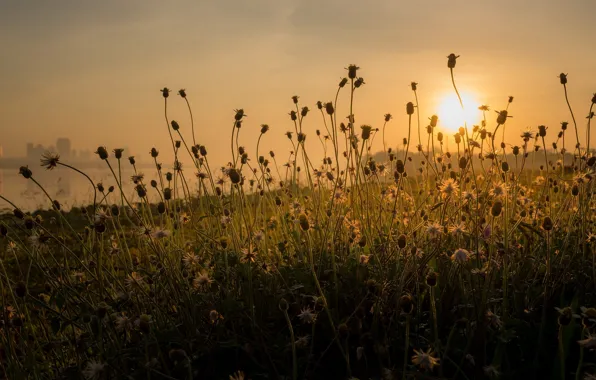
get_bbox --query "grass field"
[1,55,596,379]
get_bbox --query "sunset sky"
[1,0,595,168]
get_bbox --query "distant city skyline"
[0,138,137,161]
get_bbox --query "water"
[0,166,198,212]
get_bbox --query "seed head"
[496,110,510,125]
[491,201,503,217]
[538,125,547,137]
[19,166,32,179]
[40,152,60,170]
[178,89,186,98]
[171,120,180,131]
[447,53,460,69]
[234,108,246,121]
[541,216,553,231]
[361,125,372,140]
[406,102,415,115]
[354,77,365,88]
[411,81,418,91]
[559,73,568,85]
[113,148,124,160]
[346,64,359,79]
[397,234,407,249]
[95,147,109,160]
[430,115,438,128]
[325,102,334,115]
[426,271,438,287]
[298,213,310,231]
[129,156,136,165]
[160,87,170,98]
[228,168,241,184]
[339,77,348,88]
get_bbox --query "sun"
[436,91,482,132]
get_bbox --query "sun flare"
[436,92,482,132]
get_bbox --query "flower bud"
[228,169,241,184]
[361,125,372,140]
[397,234,407,249]
[347,64,359,79]
[298,213,310,231]
[491,201,503,217]
[430,115,438,128]
[19,166,32,179]
[447,53,459,69]
[541,216,553,231]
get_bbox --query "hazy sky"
[1,0,595,168]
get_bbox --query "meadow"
[1,54,596,379]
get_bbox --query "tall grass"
[1,54,596,380]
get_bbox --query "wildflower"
[151,229,171,239]
[94,209,111,224]
[439,178,459,198]
[179,213,190,224]
[426,222,442,238]
[489,182,508,198]
[82,360,105,380]
[115,315,133,331]
[229,371,245,380]
[125,272,144,288]
[298,307,317,324]
[359,254,370,265]
[578,335,596,348]
[295,336,310,348]
[451,248,470,263]
[411,348,440,371]
[209,309,223,324]
[193,272,212,289]
[40,152,60,170]
[483,365,501,378]
[241,248,257,263]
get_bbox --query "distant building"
[56,138,71,159]
[26,143,34,159]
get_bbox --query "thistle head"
[447,53,460,69]
[19,166,32,179]
[95,147,109,160]
[346,64,359,79]
[40,152,60,170]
